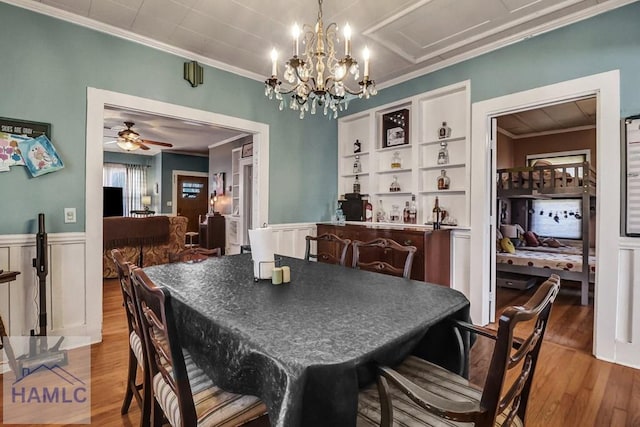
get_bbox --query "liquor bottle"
[432,197,441,229]
[391,151,402,169]
[354,139,361,153]
[389,175,401,192]
[353,175,361,193]
[409,194,417,224]
[437,169,450,190]
[437,141,449,165]
[438,122,451,139]
[390,205,401,223]
[335,201,345,225]
[376,199,387,222]
[364,198,373,222]
[353,155,362,174]
[403,201,410,223]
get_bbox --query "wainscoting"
[615,238,640,367]
[270,223,317,259]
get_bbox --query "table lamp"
[209,191,217,215]
[141,195,152,211]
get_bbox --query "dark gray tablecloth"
[144,254,470,427]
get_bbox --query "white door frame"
[171,170,209,216]
[85,88,270,342]
[470,70,620,361]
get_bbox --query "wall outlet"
[167,201,172,207]
[64,208,76,223]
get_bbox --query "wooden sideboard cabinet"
[316,223,451,286]
[199,214,226,254]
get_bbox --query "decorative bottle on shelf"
[353,155,362,174]
[438,121,451,139]
[437,140,449,165]
[390,205,401,223]
[432,197,441,229]
[364,197,373,222]
[335,201,345,225]
[403,201,410,223]
[353,175,361,193]
[376,199,387,222]
[409,194,417,224]
[437,169,450,190]
[391,151,402,169]
[354,139,361,153]
[390,175,401,192]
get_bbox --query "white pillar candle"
[270,48,278,76]
[272,267,283,285]
[363,47,370,78]
[281,266,291,283]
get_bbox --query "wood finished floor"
[1,279,639,426]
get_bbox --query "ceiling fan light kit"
[264,0,376,119]
[109,121,174,152]
[184,60,204,87]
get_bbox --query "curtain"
[103,163,147,215]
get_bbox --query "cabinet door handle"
[404,239,412,246]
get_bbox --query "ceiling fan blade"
[141,139,173,148]
[138,142,151,150]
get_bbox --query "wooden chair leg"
[121,349,138,414]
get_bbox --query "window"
[529,199,582,239]
[103,162,147,215]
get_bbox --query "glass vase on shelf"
[438,121,451,139]
[437,141,449,165]
[376,199,387,222]
[437,169,450,190]
[353,175,361,193]
[391,151,402,169]
[409,194,417,224]
[353,155,362,174]
[389,175,401,192]
[390,205,401,223]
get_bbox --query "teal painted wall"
[347,3,640,118]
[0,3,337,234]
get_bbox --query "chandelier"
[264,0,377,119]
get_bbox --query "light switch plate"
[64,208,76,223]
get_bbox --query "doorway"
[470,70,621,362]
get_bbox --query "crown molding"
[208,133,250,149]
[498,124,596,140]
[1,0,264,82]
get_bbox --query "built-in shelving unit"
[337,81,471,226]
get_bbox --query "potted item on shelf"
[391,151,402,169]
[437,140,449,165]
[390,205,401,223]
[389,175,401,192]
[438,121,451,139]
[437,169,450,190]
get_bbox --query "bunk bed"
[496,161,596,305]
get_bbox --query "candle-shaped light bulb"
[292,23,300,56]
[343,23,351,56]
[270,48,278,76]
[363,46,370,78]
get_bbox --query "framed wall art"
[382,109,409,149]
[625,114,640,236]
[241,142,253,158]
[213,172,225,195]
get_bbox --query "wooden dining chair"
[130,268,268,427]
[305,233,351,266]
[357,274,561,427]
[168,247,221,263]
[111,249,151,426]
[0,314,18,376]
[352,238,417,279]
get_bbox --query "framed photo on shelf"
[382,109,409,148]
[213,172,225,195]
[241,142,253,157]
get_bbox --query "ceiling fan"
[108,121,173,151]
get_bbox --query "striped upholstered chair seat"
[357,275,560,427]
[154,351,266,427]
[131,267,268,427]
[357,356,522,427]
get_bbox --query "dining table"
[143,253,471,427]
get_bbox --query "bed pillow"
[524,231,540,247]
[500,237,516,254]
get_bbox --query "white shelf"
[377,168,411,175]
[419,136,466,146]
[377,145,411,153]
[419,189,466,195]
[341,172,370,178]
[374,192,413,196]
[420,162,465,171]
[343,151,370,158]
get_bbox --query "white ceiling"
[14,0,631,154]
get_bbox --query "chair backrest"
[305,233,351,266]
[479,274,560,426]
[130,268,198,426]
[352,238,417,279]
[111,249,143,339]
[0,314,18,375]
